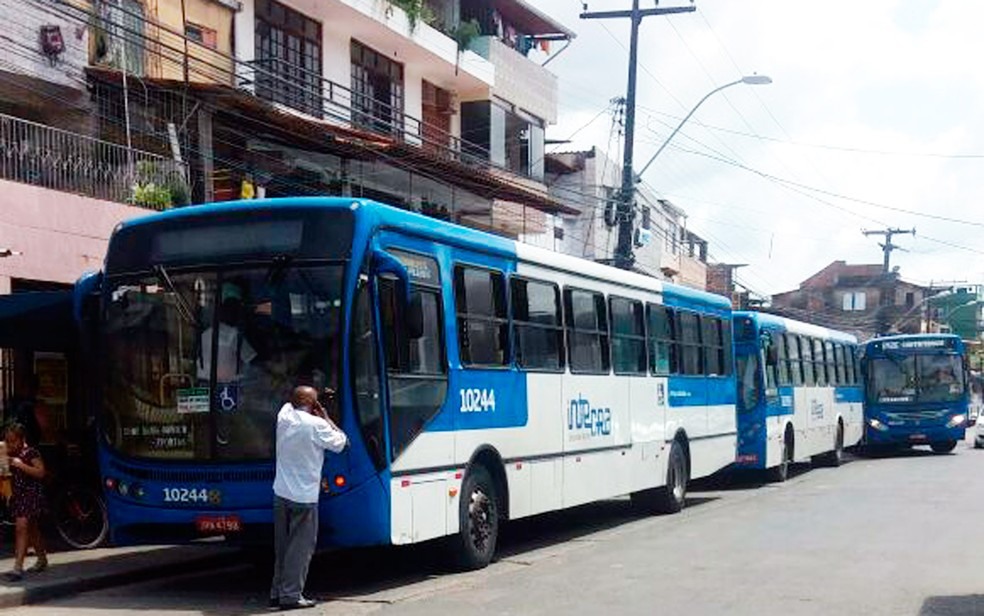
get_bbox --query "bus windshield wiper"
[153,264,198,327]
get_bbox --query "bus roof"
[734,310,857,343]
[114,197,733,311]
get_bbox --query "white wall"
[0,0,88,90]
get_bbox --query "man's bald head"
[291,386,319,409]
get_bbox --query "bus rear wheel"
[448,466,499,571]
[632,439,688,514]
[816,422,844,468]
[930,440,957,454]
[768,432,792,483]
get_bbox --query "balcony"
[0,113,183,209]
[468,36,558,124]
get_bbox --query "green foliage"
[130,160,191,210]
[454,19,481,52]
[389,0,435,31]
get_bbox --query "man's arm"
[313,419,348,453]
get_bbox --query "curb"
[0,548,246,609]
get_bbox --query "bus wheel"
[768,432,792,483]
[449,466,499,571]
[635,439,688,514]
[819,422,844,468]
[930,440,957,454]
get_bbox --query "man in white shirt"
[270,386,348,611]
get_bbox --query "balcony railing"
[0,113,182,209]
[240,56,548,183]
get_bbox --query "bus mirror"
[371,248,411,305]
[406,293,424,340]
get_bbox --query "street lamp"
[635,74,773,182]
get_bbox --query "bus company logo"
[811,400,825,421]
[567,395,612,440]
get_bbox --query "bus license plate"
[909,433,927,442]
[196,515,242,534]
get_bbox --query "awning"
[0,291,76,351]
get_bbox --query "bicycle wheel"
[53,486,108,550]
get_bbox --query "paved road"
[7,438,984,616]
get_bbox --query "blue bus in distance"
[733,312,864,481]
[861,334,969,453]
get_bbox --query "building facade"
[768,260,929,339]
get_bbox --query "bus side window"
[813,338,827,387]
[721,318,733,376]
[824,341,836,387]
[378,264,447,459]
[647,303,673,376]
[454,265,509,367]
[700,315,722,376]
[845,345,854,385]
[677,311,702,376]
[761,333,777,390]
[610,297,646,375]
[776,333,790,386]
[833,344,846,386]
[786,334,803,386]
[801,335,816,386]
[511,277,564,371]
[564,288,610,374]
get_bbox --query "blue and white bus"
[91,197,737,568]
[860,334,969,453]
[733,312,864,481]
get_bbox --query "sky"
[531,0,984,298]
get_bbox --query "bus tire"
[817,421,844,468]
[448,465,499,571]
[655,439,688,514]
[974,437,983,449]
[767,429,793,483]
[930,440,957,454]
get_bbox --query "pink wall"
[0,180,155,291]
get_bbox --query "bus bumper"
[106,496,274,546]
[865,424,966,446]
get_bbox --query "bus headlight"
[868,418,889,432]
[946,414,967,428]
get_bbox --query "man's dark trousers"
[271,495,318,605]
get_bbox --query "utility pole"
[581,2,696,271]
[863,227,915,273]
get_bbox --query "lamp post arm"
[635,79,743,183]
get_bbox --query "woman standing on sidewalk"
[4,423,47,581]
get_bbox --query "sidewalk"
[0,543,242,608]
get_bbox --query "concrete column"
[198,109,214,203]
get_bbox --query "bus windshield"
[101,264,344,461]
[868,354,965,404]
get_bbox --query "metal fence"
[0,113,181,209]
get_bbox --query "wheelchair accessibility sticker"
[216,384,239,413]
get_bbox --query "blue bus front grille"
[109,460,274,484]
[884,409,948,424]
